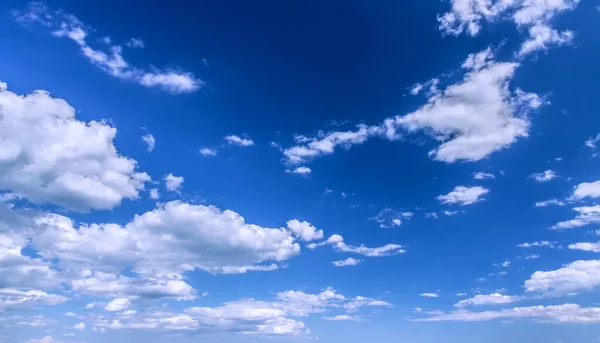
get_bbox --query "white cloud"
[571,180,600,200]
[551,205,600,230]
[454,293,521,307]
[0,81,150,211]
[420,292,439,298]
[0,288,68,310]
[199,147,217,156]
[586,134,600,149]
[85,301,105,310]
[342,296,391,313]
[530,170,557,182]
[416,303,600,323]
[141,134,156,152]
[14,3,202,93]
[332,258,361,267]
[517,241,557,248]
[322,314,361,321]
[285,220,324,242]
[308,234,405,257]
[535,199,565,207]
[474,172,495,180]
[437,186,489,206]
[285,167,311,175]
[370,208,414,228]
[105,298,132,312]
[73,322,86,330]
[568,242,600,253]
[126,37,144,49]
[224,135,254,147]
[438,0,579,57]
[164,173,184,192]
[524,260,600,295]
[24,337,67,343]
[33,201,302,280]
[517,24,574,57]
[149,188,159,200]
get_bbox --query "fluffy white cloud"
[535,199,565,207]
[438,0,579,56]
[105,298,132,312]
[454,293,521,307]
[517,241,557,248]
[417,303,600,323]
[530,170,557,182]
[164,173,184,192]
[0,81,150,211]
[73,322,86,330]
[285,166,311,175]
[437,186,489,206]
[308,234,405,257]
[33,201,301,280]
[332,257,361,267]
[14,3,202,93]
[568,242,600,253]
[420,293,439,298]
[149,188,160,200]
[474,172,495,180]
[199,147,217,156]
[0,288,68,310]
[551,205,600,229]
[285,220,323,241]
[224,135,254,147]
[141,134,155,152]
[322,314,361,321]
[571,180,600,200]
[524,260,600,295]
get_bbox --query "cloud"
[342,296,391,313]
[0,81,150,211]
[285,167,311,175]
[570,181,600,200]
[416,303,600,323]
[73,322,86,330]
[517,241,557,248]
[149,188,159,200]
[0,288,68,310]
[224,135,254,147]
[454,293,521,307]
[535,199,565,207]
[437,0,579,56]
[586,134,600,149]
[524,260,600,295]
[308,234,405,257]
[370,208,413,228]
[420,292,439,298]
[551,205,600,230]
[322,314,361,321]
[332,258,361,267]
[437,186,489,206]
[568,242,600,253]
[474,172,495,180]
[13,3,202,93]
[199,148,217,156]
[105,298,132,312]
[126,38,144,49]
[285,220,324,242]
[24,337,67,343]
[164,173,184,192]
[530,170,557,182]
[141,134,156,152]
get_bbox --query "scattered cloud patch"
[474,172,495,180]
[224,135,254,147]
[437,186,489,206]
[524,260,600,295]
[308,235,405,257]
[285,167,311,175]
[199,147,217,156]
[141,134,155,152]
[332,258,361,267]
[126,37,144,49]
[164,173,184,192]
[530,170,557,182]
[568,242,600,253]
[454,293,521,308]
[535,199,565,207]
[286,220,324,242]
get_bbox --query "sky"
[0,0,600,342]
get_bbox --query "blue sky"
[1,0,600,342]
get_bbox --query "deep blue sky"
[1,1,600,343]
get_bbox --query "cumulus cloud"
[551,205,600,230]
[285,220,324,241]
[105,298,132,312]
[420,292,439,298]
[224,135,254,147]
[0,288,68,310]
[164,173,184,192]
[454,293,521,307]
[530,170,557,182]
[0,81,150,211]
[474,172,495,180]
[332,258,361,267]
[524,260,600,295]
[308,234,405,257]
[569,242,600,253]
[149,188,160,200]
[199,148,217,156]
[322,314,361,321]
[73,322,86,330]
[13,3,202,93]
[517,24,574,57]
[517,241,557,248]
[141,134,156,152]
[285,167,311,175]
[535,199,565,207]
[437,186,489,206]
[570,181,600,200]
